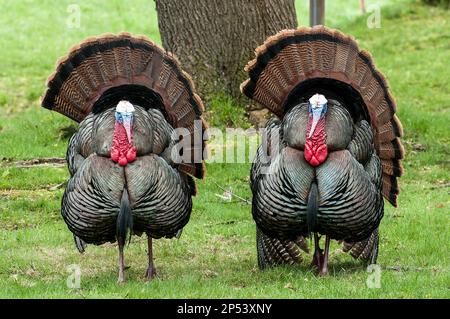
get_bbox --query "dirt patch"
[0,189,60,199]
[0,220,36,231]
[0,157,66,168]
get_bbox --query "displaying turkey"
[241,26,404,275]
[41,33,206,282]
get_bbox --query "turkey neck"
[111,121,137,166]
[304,114,328,167]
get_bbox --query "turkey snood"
[304,94,328,167]
[111,100,137,166]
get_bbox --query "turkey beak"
[308,107,323,138]
[123,115,133,144]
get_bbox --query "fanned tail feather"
[41,33,206,179]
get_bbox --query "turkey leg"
[145,236,158,280]
[318,235,330,276]
[311,233,324,269]
[118,242,126,283]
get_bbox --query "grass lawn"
[0,0,449,298]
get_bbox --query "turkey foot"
[145,237,158,281]
[311,248,324,269]
[145,265,158,280]
[317,236,331,277]
[118,242,126,283]
[311,233,324,270]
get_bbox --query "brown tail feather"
[257,226,309,269]
[343,228,379,264]
[378,116,404,142]
[381,160,404,177]
[378,138,405,160]
[41,33,206,179]
[241,26,404,206]
[382,174,400,207]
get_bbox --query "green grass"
[0,0,449,298]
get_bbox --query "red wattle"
[118,157,128,166]
[304,116,328,167]
[304,140,314,162]
[126,147,137,162]
[316,144,328,163]
[111,122,136,166]
[111,149,119,162]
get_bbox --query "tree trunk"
[155,0,297,116]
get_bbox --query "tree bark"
[155,0,297,110]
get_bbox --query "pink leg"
[311,233,324,270]
[318,235,330,276]
[118,242,126,283]
[145,236,158,280]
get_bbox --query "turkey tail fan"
[41,32,206,179]
[241,26,404,206]
[256,226,309,269]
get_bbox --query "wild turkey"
[241,26,404,275]
[41,33,206,282]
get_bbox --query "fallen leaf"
[284,282,294,290]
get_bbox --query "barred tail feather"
[256,226,309,269]
[343,228,379,264]
[41,33,206,179]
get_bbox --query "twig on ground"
[384,265,439,272]
[48,182,67,191]
[212,181,251,205]
[428,182,450,190]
